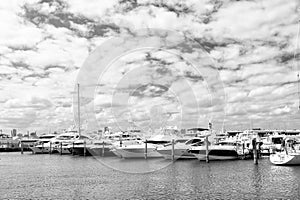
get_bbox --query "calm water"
[0,152,300,199]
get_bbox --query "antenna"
[297,71,300,110]
[294,18,300,110]
[77,83,81,136]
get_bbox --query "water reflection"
[251,165,262,199]
[1,153,300,199]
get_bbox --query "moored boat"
[157,138,204,160]
[270,152,300,165]
[87,140,115,157]
[189,142,239,161]
[29,134,57,154]
[112,135,172,158]
[270,136,300,165]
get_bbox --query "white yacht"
[53,132,92,154]
[29,134,57,154]
[30,131,89,154]
[270,136,300,165]
[112,134,173,158]
[109,131,143,157]
[189,141,239,161]
[86,140,115,157]
[157,137,204,159]
[68,135,95,156]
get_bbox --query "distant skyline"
[1,0,300,134]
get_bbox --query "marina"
[1,0,300,199]
[2,127,300,163]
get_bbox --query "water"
[0,152,300,199]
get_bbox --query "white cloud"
[68,0,118,18]
[272,105,291,115]
[1,0,300,132]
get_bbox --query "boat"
[109,131,144,157]
[19,138,40,151]
[270,136,300,165]
[112,143,161,158]
[270,152,300,165]
[112,134,172,158]
[268,134,286,153]
[0,133,23,152]
[189,141,239,161]
[69,135,95,156]
[270,19,300,165]
[29,134,57,154]
[109,131,143,147]
[157,137,204,159]
[30,131,90,154]
[71,130,143,157]
[86,140,115,157]
[53,132,92,154]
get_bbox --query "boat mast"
[77,83,81,136]
[293,17,300,110]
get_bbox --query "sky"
[0,0,300,134]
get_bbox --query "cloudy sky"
[1,0,300,134]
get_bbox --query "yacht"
[110,131,142,147]
[71,130,143,157]
[29,134,57,154]
[189,141,239,161]
[69,135,95,156]
[270,136,300,165]
[156,137,204,159]
[86,140,115,157]
[112,135,173,158]
[0,133,22,152]
[53,132,92,154]
[30,131,89,154]
[109,131,143,157]
[268,134,286,153]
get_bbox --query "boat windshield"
[56,135,74,140]
[272,137,284,144]
[78,135,90,140]
[39,135,55,139]
[176,139,189,143]
[185,138,203,145]
[216,141,237,146]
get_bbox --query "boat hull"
[55,146,72,154]
[72,147,92,156]
[30,146,51,154]
[270,152,300,165]
[87,147,115,157]
[190,147,239,161]
[113,147,162,158]
[194,154,238,161]
[156,149,196,159]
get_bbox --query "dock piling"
[102,141,105,157]
[252,138,258,164]
[84,140,86,157]
[171,139,175,161]
[49,142,52,155]
[242,143,245,156]
[21,142,24,154]
[72,142,74,155]
[60,142,62,155]
[144,140,148,159]
[205,136,209,163]
[42,142,44,154]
